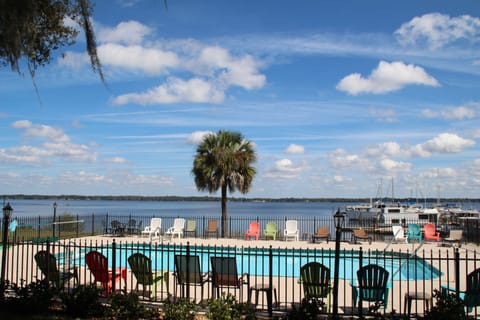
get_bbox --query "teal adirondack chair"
[407,224,423,243]
[351,264,390,313]
[442,268,480,314]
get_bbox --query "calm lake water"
[5,199,480,218]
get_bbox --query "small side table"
[248,283,278,310]
[404,291,431,316]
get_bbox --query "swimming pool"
[80,244,441,281]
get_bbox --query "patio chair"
[263,221,277,240]
[126,218,142,235]
[205,219,219,238]
[312,226,330,243]
[85,250,127,294]
[128,253,169,297]
[351,264,390,313]
[141,217,162,240]
[407,224,423,243]
[300,262,332,312]
[210,256,249,301]
[284,220,299,241]
[165,218,186,239]
[174,254,210,301]
[392,225,407,243]
[443,229,463,247]
[352,228,372,244]
[34,250,78,289]
[245,221,260,240]
[423,223,441,241]
[110,220,126,235]
[184,220,197,237]
[442,267,480,314]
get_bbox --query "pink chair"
[424,223,441,241]
[245,221,260,240]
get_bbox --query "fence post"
[454,247,460,297]
[112,239,116,293]
[358,246,363,318]
[91,214,95,236]
[268,245,273,317]
[76,214,79,238]
[186,241,190,299]
[37,216,41,239]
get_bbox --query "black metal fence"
[1,234,479,317]
[3,213,480,244]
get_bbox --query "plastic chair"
[284,220,299,241]
[128,253,169,297]
[141,218,162,240]
[424,223,441,241]
[85,250,127,294]
[245,221,260,240]
[443,229,463,247]
[300,262,332,312]
[263,222,277,240]
[407,224,423,243]
[351,264,390,313]
[165,218,186,239]
[392,225,407,243]
[442,267,480,314]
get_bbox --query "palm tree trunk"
[221,184,227,238]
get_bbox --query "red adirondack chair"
[424,223,441,241]
[245,221,260,240]
[86,250,127,294]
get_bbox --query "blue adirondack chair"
[351,264,390,313]
[407,224,423,243]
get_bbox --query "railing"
[2,214,480,244]
[1,236,479,317]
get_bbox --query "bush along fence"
[0,236,479,318]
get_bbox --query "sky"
[1,0,480,199]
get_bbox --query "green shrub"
[61,284,105,317]
[205,293,255,320]
[163,298,198,320]
[287,297,326,320]
[106,291,159,319]
[2,279,55,314]
[424,289,466,320]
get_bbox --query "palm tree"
[192,130,256,238]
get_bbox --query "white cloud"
[423,133,475,153]
[421,105,477,120]
[104,157,129,164]
[99,43,179,75]
[364,142,401,158]
[263,158,308,179]
[337,61,439,95]
[395,13,480,49]
[113,77,225,105]
[379,158,412,173]
[97,20,152,45]
[328,149,363,169]
[186,131,214,145]
[284,144,305,154]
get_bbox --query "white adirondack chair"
[284,220,299,241]
[392,225,407,243]
[165,218,185,239]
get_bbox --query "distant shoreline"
[1,194,479,203]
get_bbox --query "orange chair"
[424,223,441,241]
[245,221,260,240]
[86,250,127,294]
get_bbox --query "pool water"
[78,245,441,281]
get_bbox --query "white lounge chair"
[165,218,185,239]
[392,225,407,243]
[141,218,162,240]
[443,229,463,247]
[284,220,299,241]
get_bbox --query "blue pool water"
[83,245,441,281]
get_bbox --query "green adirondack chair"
[128,253,169,297]
[263,222,277,240]
[300,262,332,312]
[35,250,77,288]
